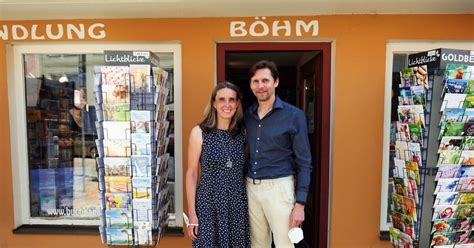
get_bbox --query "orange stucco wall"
[0,15,473,248]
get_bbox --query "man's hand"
[289,203,305,227]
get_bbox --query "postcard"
[438,150,462,166]
[103,103,130,121]
[407,142,423,166]
[101,66,130,86]
[464,94,474,108]
[393,158,407,178]
[132,177,152,199]
[131,155,152,177]
[400,68,415,88]
[396,122,410,141]
[411,85,426,105]
[392,193,404,214]
[390,211,415,238]
[445,64,469,80]
[436,178,460,194]
[408,124,423,145]
[438,136,464,153]
[455,192,474,205]
[441,108,465,124]
[433,205,458,221]
[105,209,133,228]
[393,177,407,197]
[103,139,131,157]
[464,122,474,136]
[466,80,474,94]
[104,157,131,176]
[131,133,152,155]
[102,121,131,140]
[105,192,131,209]
[405,161,420,185]
[436,164,462,180]
[441,94,467,112]
[462,137,474,150]
[134,221,152,245]
[431,231,456,246]
[457,177,474,192]
[389,227,413,248]
[131,111,151,134]
[432,218,473,234]
[132,198,152,222]
[435,192,458,206]
[442,122,466,137]
[412,65,429,89]
[461,151,474,165]
[153,66,169,88]
[129,64,151,92]
[101,84,130,104]
[105,176,131,193]
[157,153,170,176]
[107,228,133,245]
[446,79,468,94]
[399,87,413,105]
[454,204,474,219]
[398,105,425,128]
[457,166,474,178]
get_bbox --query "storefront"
[0,14,473,248]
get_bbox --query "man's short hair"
[249,60,279,81]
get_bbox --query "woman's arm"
[185,126,203,240]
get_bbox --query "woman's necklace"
[221,130,233,168]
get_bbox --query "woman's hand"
[187,214,199,241]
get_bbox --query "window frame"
[380,41,474,233]
[7,42,183,228]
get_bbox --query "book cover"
[441,94,467,112]
[438,136,464,153]
[103,103,131,121]
[101,84,130,104]
[103,139,131,157]
[131,155,151,177]
[102,121,131,140]
[131,111,151,134]
[107,228,133,245]
[445,79,468,94]
[132,177,152,199]
[105,176,131,193]
[105,192,131,209]
[411,85,426,105]
[105,209,133,228]
[101,66,130,86]
[104,157,131,176]
[129,64,151,92]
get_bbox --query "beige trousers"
[246,176,295,248]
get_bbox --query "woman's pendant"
[226,159,233,168]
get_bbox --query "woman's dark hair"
[248,60,279,81]
[199,82,243,137]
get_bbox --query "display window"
[7,43,183,228]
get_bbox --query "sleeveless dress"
[193,128,250,248]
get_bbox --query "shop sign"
[230,17,319,37]
[408,48,474,68]
[0,23,106,41]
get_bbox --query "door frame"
[217,42,332,248]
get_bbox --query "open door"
[217,42,331,248]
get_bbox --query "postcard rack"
[388,48,474,248]
[94,51,171,247]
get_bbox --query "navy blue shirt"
[244,96,312,204]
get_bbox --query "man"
[244,60,312,247]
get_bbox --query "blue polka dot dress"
[193,128,250,248]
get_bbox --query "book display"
[95,51,171,246]
[387,48,474,248]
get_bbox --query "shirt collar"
[251,96,284,114]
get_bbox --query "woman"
[185,82,249,247]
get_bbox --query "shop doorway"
[217,42,331,248]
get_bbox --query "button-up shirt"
[244,96,312,204]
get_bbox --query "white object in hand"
[288,227,304,244]
[183,212,199,227]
